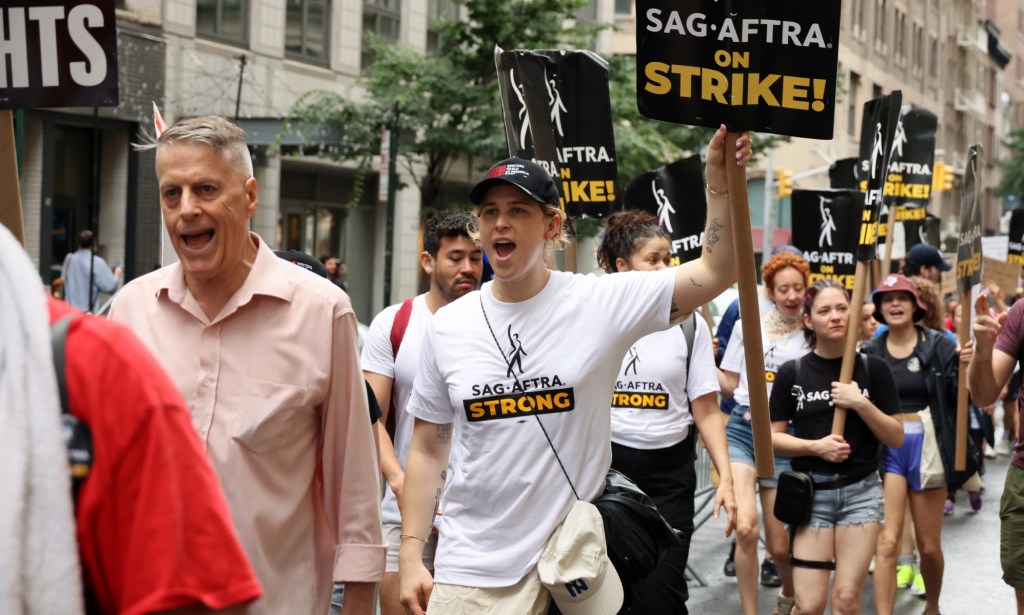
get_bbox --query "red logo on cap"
[488,164,507,178]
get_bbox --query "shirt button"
[202,377,213,387]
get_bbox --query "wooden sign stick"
[0,110,25,244]
[831,261,870,433]
[955,288,971,470]
[881,209,896,276]
[726,134,774,478]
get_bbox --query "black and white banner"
[635,0,841,139]
[495,47,619,218]
[1009,209,1024,266]
[855,91,903,262]
[0,1,119,108]
[623,155,707,265]
[790,189,861,290]
[956,145,983,294]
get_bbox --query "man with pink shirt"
[109,115,384,615]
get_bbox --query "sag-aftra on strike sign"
[636,1,841,139]
[0,1,119,109]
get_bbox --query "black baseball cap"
[274,250,328,278]
[907,244,952,272]
[469,157,560,207]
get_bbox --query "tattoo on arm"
[690,276,703,288]
[705,218,725,254]
[436,423,453,443]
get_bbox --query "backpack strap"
[51,314,93,500]
[385,298,415,440]
[680,312,697,380]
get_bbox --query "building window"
[362,0,401,67]
[929,36,938,77]
[874,0,887,51]
[911,23,923,72]
[851,0,865,37]
[196,0,248,44]
[893,11,905,63]
[847,71,860,136]
[615,0,632,16]
[426,0,457,53]
[576,0,598,22]
[286,0,330,62]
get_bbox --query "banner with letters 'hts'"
[0,1,119,108]
[635,1,841,139]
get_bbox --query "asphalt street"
[685,444,1014,614]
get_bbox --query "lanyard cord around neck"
[478,294,580,501]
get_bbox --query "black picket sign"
[855,91,903,262]
[0,1,119,109]
[623,155,707,265]
[495,48,619,218]
[956,145,983,294]
[1009,209,1024,266]
[635,0,841,139]
[790,190,861,290]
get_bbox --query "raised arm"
[671,127,751,321]
[969,292,1016,407]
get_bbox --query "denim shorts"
[805,472,885,529]
[726,404,792,488]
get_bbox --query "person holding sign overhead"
[397,127,751,615]
[597,209,737,614]
[860,274,975,615]
[718,250,812,615]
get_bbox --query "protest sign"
[833,90,902,435]
[495,47,619,218]
[1009,208,1024,266]
[954,145,982,471]
[0,1,119,109]
[635,0,842,139]
[829,157,859,190]
[623,155,707,265]
[790,189,860,290]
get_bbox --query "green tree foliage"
[996,125,1024,198]
[286,0,781,215]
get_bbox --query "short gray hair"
[136,115,254,179]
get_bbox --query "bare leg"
[909,488,947,615]
[790,525,832,615]
[832,522,882,615]
[760,486,795,599]
[1016,588,1024,615]
[731,462,762,615]
[874,473,909,615]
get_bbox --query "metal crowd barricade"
[686,434,717,587]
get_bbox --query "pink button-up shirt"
[109,235,384,615]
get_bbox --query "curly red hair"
[761,251,810,290]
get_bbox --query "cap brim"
[470,177,547,206]
[938,261,953,271]
[549,561,624,615]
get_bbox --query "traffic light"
[933,162,954,192]
[776,169,794,199]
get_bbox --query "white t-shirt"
[611,316,719,449]
[721,318,809,408]
[406,268,676,587]
[360,294,431,525]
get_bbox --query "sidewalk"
[686,453,1015,613]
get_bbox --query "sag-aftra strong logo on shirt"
[463,325,576,422]
[612,346,670,410]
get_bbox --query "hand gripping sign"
[955,145,982,471]
[831,91,903,435]
[636,0,841,477]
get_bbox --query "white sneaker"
[773,593,796,615]
[985,443,997,459]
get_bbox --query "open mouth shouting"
[181,229,215,251]
[492,239,516,260]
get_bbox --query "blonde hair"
[135,115,254,179]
